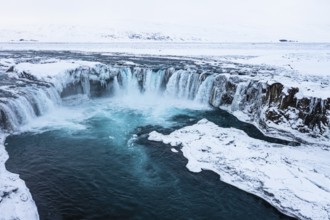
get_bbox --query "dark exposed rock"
[280,87,299,109]
[260,83,329,135]
[266,83,283,105]
[207,73,329,137]
[6,66,14,72]
[19,71,38,81]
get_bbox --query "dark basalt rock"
[262,83,329,135]
[210,75,239,106]
[265,109,283,124]
[221,94,233,105]
[61,82,84,98]
[6,66,14,72]
[19,71,38,81]
[207,73,329,137]
[61,79,114,98]
[266,83,284,105]
[280,87,299,109]
[0,109,10,130]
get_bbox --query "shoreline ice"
[148,119,330,220]
[0,134,39,220]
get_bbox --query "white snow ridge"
[148,119,330,220]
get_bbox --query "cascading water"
[2,55,328,220]
[0,65,216,133]
[231,82,248,112]
[1,58,329,141]
[0,86,61,131]
[194,74,214,104]
[1,61,329,138]
[114,67,212,103]
[2,59,299,220]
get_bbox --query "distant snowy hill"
[0,20,329,43]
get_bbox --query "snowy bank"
[148,119,330,220]
[11,60,116,94]
[0,134,39,220]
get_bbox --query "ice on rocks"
[11,60,117,93]
[170,148,179,153]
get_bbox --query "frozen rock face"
[209,75,330,143]
[263,84,329,137]
[0,74,60,131]
[1,56,329,143]
[11,61,118,97]
[0,61,118,132]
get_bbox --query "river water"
[5,94,294,220]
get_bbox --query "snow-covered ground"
[0,14,329,43]
[1,42,329,79]
[148,119,330,220]
[12,60,113,93]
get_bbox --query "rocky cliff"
[0,56,329,145]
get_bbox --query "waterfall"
[0,86,61,131]
[187,73,200,100]
[144,69,166,95]
[195,75,214,104]
[165,70,181,97]
[114,67,216,104]
[120,68,139,94]
[231,82,248,111]
[164,70,202,100]
[3,61,328,137]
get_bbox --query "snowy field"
[1,42,329,75]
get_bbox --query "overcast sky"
[0,0,329,28]
[0,0,329,42]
